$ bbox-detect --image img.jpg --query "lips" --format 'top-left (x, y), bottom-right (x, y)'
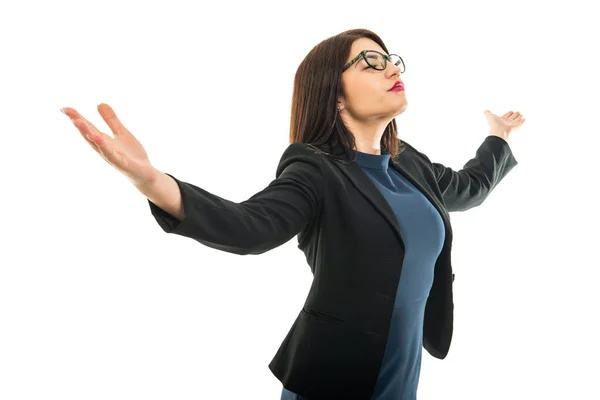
top-left (389, 81), bottom-right (404, 91)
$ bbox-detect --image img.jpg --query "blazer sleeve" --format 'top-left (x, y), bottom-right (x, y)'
top-left (147, 143), bottom-right (324, 255)
top-left (411, 135), bottom-right (518, 212)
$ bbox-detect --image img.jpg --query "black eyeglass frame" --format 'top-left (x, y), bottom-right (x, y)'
top-left (342, 50), bottom-right (405, 73)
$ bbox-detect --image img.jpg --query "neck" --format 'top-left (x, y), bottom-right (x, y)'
top-left (348, 120), bottom-right (389, 155)
top-left (340, 108), bottom-right (395, 155)
top-left (354, 141), bottom-right (382, 155)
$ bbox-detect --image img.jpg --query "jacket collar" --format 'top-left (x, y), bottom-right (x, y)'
top-left (333, 154), bottom-right (452, 252)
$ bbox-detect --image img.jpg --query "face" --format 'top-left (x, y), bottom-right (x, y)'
top-left (339, 38), bottom-right (407, 122)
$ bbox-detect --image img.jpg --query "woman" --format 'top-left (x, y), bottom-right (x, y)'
top-left (62, 29), bottom-right (524, 400)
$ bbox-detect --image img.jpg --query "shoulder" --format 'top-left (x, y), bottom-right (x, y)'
top-left (394, 139), bottom-right (429, 163)
top-left (282, 142), bottom-right (329, 158)
top-left (278, 142), bottom-right (325, 162)
top-left (276, 143), bottom-right (325, 178)
top-left (398, 139), bottom-right (417, 154)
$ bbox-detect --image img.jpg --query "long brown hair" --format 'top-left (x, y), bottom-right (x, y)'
top-left (289, 28), bottom-right (406, 164)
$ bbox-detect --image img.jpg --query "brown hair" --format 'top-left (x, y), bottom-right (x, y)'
top-left (289, 28), bottom-right (406, 164)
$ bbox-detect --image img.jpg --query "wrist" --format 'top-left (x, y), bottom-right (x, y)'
top-left (488, 128), bottom-right (508, 139)
top-left (132, 166), bottom-right (161, 191)
top-left (488, 132), bottom-right (509, 144)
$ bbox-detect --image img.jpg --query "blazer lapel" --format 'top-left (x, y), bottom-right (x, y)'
top-left (332, 157), bottom-right (452, 253)
top-left (333, 160), bottom-right (406, 251)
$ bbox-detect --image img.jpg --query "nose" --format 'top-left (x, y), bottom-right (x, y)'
top-left (385, 60), bottom-right (402, 77)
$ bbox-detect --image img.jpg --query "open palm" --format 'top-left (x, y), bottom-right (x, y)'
top-left (63, 103), bottom-right (158, 186)
top-left (484, 109), bottom-right (526, 140)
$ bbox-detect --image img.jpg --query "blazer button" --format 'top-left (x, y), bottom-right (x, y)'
top-left (452, 273), bottom-right (455, 282)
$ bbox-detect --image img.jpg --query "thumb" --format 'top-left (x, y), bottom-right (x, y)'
top-left (484, 110), bottom-right (491, 114)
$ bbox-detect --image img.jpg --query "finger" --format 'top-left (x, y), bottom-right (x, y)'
top-left (97, 103), bottom-right (130, 137)
top-left (62, 107), bottom-right (112, 141)
top-left (78, 121), bottom-right (128, 170)
top-left (72, 118), bottom-right (101, 155)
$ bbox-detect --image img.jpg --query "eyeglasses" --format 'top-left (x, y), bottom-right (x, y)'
top-left (342, 50), bottom-right (405, 73)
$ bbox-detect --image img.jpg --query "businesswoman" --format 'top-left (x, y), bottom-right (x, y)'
top-left (62, 28), bottom-right (524, 400)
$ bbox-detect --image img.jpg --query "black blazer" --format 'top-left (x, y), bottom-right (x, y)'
top-left (148, 135), bottom-right (518, 400)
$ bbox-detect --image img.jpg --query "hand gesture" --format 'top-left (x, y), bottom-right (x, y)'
top-left (484, 110), bottom-right (526, 142)
top-left (63, 103), bottom-right (158, 186)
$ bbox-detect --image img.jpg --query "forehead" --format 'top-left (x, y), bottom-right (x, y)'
top-left (350, 37), bottom-right (385, 57)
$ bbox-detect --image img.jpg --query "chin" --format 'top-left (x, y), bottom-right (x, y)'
top-left (392, 102), bottom-right (408, 117)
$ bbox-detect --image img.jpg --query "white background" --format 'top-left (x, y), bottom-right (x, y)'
top-left (1, 0), bottom-right (598, 399)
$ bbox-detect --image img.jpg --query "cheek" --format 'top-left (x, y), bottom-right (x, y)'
top-left (351, 83), bottom-right (381, 103)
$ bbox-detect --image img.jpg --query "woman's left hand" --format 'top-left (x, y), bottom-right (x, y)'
top-left (484, 110), bottom-right (526, 142)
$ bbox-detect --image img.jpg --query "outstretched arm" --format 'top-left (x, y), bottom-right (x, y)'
top-left (145, 143), bottom-right (324, 255)
top-left (414, 136), bottom-right (518, 212)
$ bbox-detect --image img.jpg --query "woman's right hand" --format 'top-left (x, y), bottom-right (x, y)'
top-left (63, 103), bottom-right (159, 187)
